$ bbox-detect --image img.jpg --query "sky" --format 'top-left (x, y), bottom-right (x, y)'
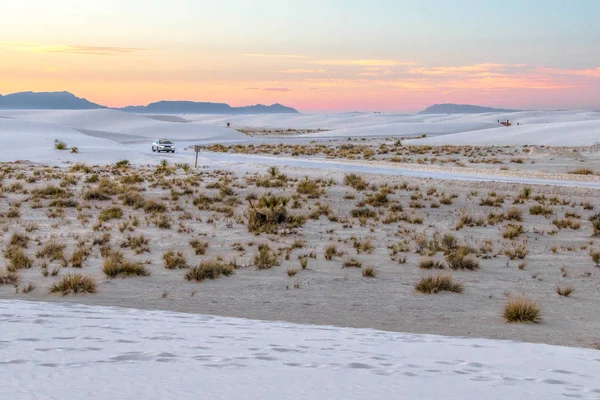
top-left (1, 0), bottom-right (599, 112)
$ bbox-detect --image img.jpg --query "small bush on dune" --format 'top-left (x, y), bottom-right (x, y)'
top-left (445, 249), bottom-right (479, 270)
top-left (324, 244), bottom-right (340, 260)
top-left (503, 298), bottom-right (541, 323)
top-left (54, 139), bottom-right (68, 150)
top-left (99, 206), bottom-right (123, 222)
top-left (70, 247), bottom-right (90, 268)
top-left (50, 273), bottom-right (97, 295)
top-left (247, 195), bottom-right (304, 234)
top-left (120, 191), bottom-right (145, 208)
top-left (36, 240), bottom-right (66, 261)
top-left (5, 246), bottom-right (33, 272)
top-left (0, 270), bottom-right (19, 285)
top-left (569, 168), bottom-right (594, 175)
top-left (102, 251), bottom-right (149, 278)
top-left (296, 178), bottom-right (322, 197)
top-left (163, 250), bottom-right (188, 269)
top-left (190, 239), bottom-right (209, 255)
top-left (9, 232), bottom-right (30, 248)
top-left (362, 267), bottom-right (377, 278)
top-left (143, 200), bottom-right (167, 214)
top-left (184, 260), bottom-right (234, 282)
top-left (419, 259), bottom-right (445, 270)
top-left (344, 174), bottom-right (367, 190)
top-left (253, 244), bottom-right (281, 270)
top-left (415, 274), bottom-right (463, 294)
top-left (556, 285), bottom-right (574, 297)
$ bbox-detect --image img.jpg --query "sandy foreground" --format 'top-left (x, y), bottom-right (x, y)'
top-left (1, 155), bottom-right (599, 349)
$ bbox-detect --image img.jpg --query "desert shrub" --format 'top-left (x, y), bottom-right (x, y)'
top-left (102, 251), bottom-right (150, 277)
top-left (121, 234), bottom-right (150, 254)
top-left (70, 247), bottom-right (90, 268)
top-left (351, 207), bottom-right (376, 218)
top-left (83, 188), bottom-right (111, 201)
top-left (591, 251), bottom-right (600, 265)
top-left (36, 240), bottom-right (66, 261)
top-left (344, 174), bottom-right (367, 190)
top-left (247, 195), bottom-right (304, 234)
top-left (365, 190), bottom-right (389, 207)
top-left (0, 270), bottom-right (19, 285)
top-left (31, 185), bottom-right (68, 199)
top-left (556, 285), bottom-right (574, 297)
top-left (99, 206), bottom-right (123, 222)
top-left (190, 239), bottom-right (209, 255)
top-left (342, 258), bottom-right (362, 268)
top-left (362, 267), bottom-right (376, 277)
top-left (143, 200), bottom-right (167, 214)
top-left (298, 256), bottom-right (308, 270)
top-left (9, 232), bottom-right (30, 248)
top-left (115, 160), bottom-right (130, 168)
top-left (184, 260), bottom-right (234, 281)
top-left (324, 244), bottom-right (340, 260)
top-left (506, 208), bottom-right (523, 221)
top-left (5, 247), bottom-right (33, 272)
top-left (297, 179), bottom-right (321, 197)
top-left (552, 218), bottom-right (581, 230)
top-left (441, 234), bottom-right (458, 252)
top-left (445, 250), bottom-right (479, 270)
top-left (70, 146), bottom-right (79, 153)
top-left (50, 273), bottom-right (97, 295)
top-left (49, 199), bottom-right (78, 208)
top-left (54, 139), bottom-right (68, 150)
top-left (503, 224), bottom-right (525, 239)
top-left (253, 244), bottom-right (281, 269)
top-left (163, 250), bottom-right (188, 269)
top-left (419, 258), bottom-right (445, 270)
top-left (529, 205), bottom-right (554, 216)
top-left (287, 268), bottom-right (298, 277)
top-left (503, 298), bottom-right (541, 323)
top-left (415, 275), bottom-right (463, 294)
top-left (569, 168), bottom-right (594, 175)
top-left (120, 191), bottom-right (145, 208)
top-left (592, 220), bottom-right (600, 238)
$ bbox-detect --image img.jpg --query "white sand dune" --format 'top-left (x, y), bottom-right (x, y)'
top-left (0, 109), bottom-right (246, 142)
top-left (412, 119), bottom-right (600, 146)
top-left (4, 300), bottom-right (600, 400)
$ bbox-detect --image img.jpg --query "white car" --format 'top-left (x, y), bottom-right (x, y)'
top-left (152, 139), bottom-right (176, 153)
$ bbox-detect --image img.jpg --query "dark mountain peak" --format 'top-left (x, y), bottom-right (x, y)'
top-left (420, 103), bottom-right (518, 114)
top-left (0, 91), bottom-right (105, 110)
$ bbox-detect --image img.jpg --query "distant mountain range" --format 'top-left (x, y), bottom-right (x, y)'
top-left (420, 103), bottom-right (519, 114)
top-left (0, 91), bottom-right (299, 114)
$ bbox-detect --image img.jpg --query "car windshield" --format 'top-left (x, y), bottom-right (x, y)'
top-left (158, 140), bottom-right (173, 144)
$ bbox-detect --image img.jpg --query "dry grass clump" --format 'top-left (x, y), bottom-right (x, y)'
top-left (552, 218), bottom-right (581, 230)
top-left (9, 232), bottom-right (30, 248)
top-left (445, 249), bottom-right (479, 270)
top-left (0, 270), bottom-right (19, 285)
top-left (296, 178), bottom-right (322, 198)
top-left (99, 206), bottom-right (123, 222)
top-left (5, 246), bottom-right (33, 272)
top-left (121, 234), bottom-right (150, 254)
top-left (31, 185), bottom-right (68, 199)
top-left (342, 258), bottom-right (362, 268)
top-left (592, 220), bottom-right (600, 238)
top-left (143, 200), bottom-right (167, 214)
top-left (415, 274), bottom-right (463, 294)
top-left (253, 244), bottom-right (281, 269)
top-left (419, 258), bottom-right (445, 269)
top-left (503, 298), bottom-right (541, 323)
top-left (503, 224), bottom-right (525, 239)
top-left (120, 191), bottom-right (145, 208)
top-left (556, 285), bottom-right (574, 297)
top-left (324, 244), bottom-right (341, 260)
top-left (184, 259), bottom-right (234, 281)
top-left (344, 173), bottom-right (367, 190)
top-left (83, 188), bottom-right (111, 201)
top-left (189, 239), bottom-right (209, 255)
top-left (351, 207), bottom-right (376, 218)
top-left (36, 240), bottom-right (66, 261)
top-left (287, 268), bottom-right (299, 277)
top-left (102, 251), bottom-right (150, 278)
top-left (569, 168), bottom-right (594, 175)
top-left (70, 247), bottom-right (91, 268)
top-left (50, 273), bottom-right (97, 296)
top-left (362, 267), bottom-right (377, 278)
top-left (247, 195), bottom-right (305, 234)
top-left (529, 205), bottom-right (554, 216)
top-left (591, 251), bottom-right (600, 266)
top-left (163, 250), bottom-right (188, 269)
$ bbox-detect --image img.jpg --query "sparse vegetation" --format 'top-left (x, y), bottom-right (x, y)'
top-left (50, 273), bottom-right (97, 295)
top-left (415, 274), bottom-right (463, 294)
top-left (503, 298), bottom-right (541, 323)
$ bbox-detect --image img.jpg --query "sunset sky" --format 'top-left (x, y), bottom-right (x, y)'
top-left (1, 0), bottom-right (599, 112)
